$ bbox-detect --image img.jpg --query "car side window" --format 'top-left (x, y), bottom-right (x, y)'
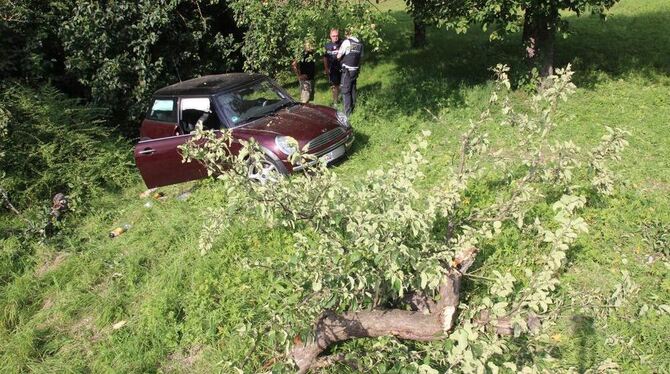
top-left (147, 99), bottom-right (177, 123)
top-left (180, 98), bottom-right (222, 133)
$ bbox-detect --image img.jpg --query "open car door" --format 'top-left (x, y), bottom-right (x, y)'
top-left (134, 135), bottom-right (209, 188)
top-left (135, 97), bottom-right (218, 188)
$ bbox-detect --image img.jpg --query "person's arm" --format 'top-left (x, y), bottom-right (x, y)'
top-left (291, 60), bottom-right (301, 77)
top-left (323, 53), bottom-right (329, 74)
top-left (336, 39), bottom-right (349, 60)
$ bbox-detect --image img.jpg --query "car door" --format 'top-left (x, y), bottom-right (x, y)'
top-left (134, 97), bottom-right (219, 188)
top-left (139, 97), bottom-right (179, 140)
top-left (134, 135), bottom-right (209, 188)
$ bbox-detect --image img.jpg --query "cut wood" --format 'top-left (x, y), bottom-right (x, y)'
top-left (291, 247), bottom-right (478, 373)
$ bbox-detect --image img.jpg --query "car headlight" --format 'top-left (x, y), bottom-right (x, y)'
top-left (275, 136), bottom-right (299, 156)
top-left (336, 111), bottom-right (350, 128)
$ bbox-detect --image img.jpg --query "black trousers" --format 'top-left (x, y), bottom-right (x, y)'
top-left (341, 68), bottom-right (359, 117)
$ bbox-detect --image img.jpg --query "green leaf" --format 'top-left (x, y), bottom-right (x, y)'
top-left (312, 278), bottom-right (322, 292)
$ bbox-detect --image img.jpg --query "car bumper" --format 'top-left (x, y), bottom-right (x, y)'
top-left (290, 130), bottom-right (354, 172)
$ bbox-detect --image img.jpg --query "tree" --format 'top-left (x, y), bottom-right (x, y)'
top-left (407, 0), bottom-right (619, 76)
top-left (3, 1), bottom-right (387, 134)
top-left (1, 1), bottom-right (243, 134)
top-left (182, 66), bottom-right (628, 372)
top-left (59, 0), bottom-right (242, 133)
top-left (405, 0), bottom-right (429, 47)
top-left (228, 0), bottom-right (389, 74)
top-left (0, 0), bottom-right (72, 86)
top-left (511, 0), bottom-right (620, 76)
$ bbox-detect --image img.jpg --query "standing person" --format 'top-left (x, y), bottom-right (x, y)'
top-left (337, 28), bottom-right (363, 117)
top-left (323, 28), bottom-right (342, 107)
top-left (292, 41), bottom-right (316, 103)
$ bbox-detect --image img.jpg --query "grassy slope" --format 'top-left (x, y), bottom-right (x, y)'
top-left (1, 0), bottom-right (669, 372)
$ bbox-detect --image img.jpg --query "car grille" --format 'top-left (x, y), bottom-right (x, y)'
top-left (306, 127), bottom-right (345, 152)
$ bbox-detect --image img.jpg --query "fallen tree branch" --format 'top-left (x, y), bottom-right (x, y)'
top-left (291, 247), bottom-right (478, 373)
top-left (311, 353), bottom-right (359, 371)
top-left (473, 309), bottom-right (542, 336)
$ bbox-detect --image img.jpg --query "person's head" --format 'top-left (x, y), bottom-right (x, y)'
top-left (304, 39), bottom-right (315, 53)
top-left (329, 28), bottom-right (339, 43)
top-left (345, 27), bottom-right (354, 38)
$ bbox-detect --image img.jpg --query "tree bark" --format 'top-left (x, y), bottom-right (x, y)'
top-left (412, 19), bottom-right (427, 48)
top-left (522, 6), bottom-right (558, 77)
top-left (291, 247), bottom-right (478, 373)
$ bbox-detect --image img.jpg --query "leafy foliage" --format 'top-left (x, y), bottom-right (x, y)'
top-left (2, 0), bottom-right (242, 132)
top-left (183, 65), bottom-right (627, 371)
top-left (0, 84), bottom-right (133, 211)
top-left (59, 0), bottom-right (241, 130)
top-left (407, 0), bottom-right (619, 38)
top-left (0, 0), bottom-right (68, 83)
top-left (406, 0), bottom-right (620, 76)
top-left (229, 0), bottom-right (390, 74)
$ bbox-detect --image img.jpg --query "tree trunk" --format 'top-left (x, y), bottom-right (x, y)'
top-left (412, 19), bottom-right (427, 48)
top-left (290, 247), bottom-right (478, 373)
top-left (522, 7), bottom-right (558, 77)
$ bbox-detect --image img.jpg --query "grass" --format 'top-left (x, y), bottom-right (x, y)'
top-left (2, 0), bottom-right (670, 372)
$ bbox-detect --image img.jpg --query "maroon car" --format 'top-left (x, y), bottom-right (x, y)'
top-left (134, 73), bottom-right (354, 188)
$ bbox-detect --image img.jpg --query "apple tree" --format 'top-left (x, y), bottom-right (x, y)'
top-left (181, 66), bottom-right (627, 372)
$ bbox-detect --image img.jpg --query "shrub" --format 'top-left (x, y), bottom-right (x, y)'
top-left (59, 1), bottom-right (242, 132)
top-left (0, 84), bottom-right (134, 212)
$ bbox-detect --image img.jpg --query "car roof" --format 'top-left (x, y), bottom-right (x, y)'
top-left (153, 73), bottom-right (266, 96)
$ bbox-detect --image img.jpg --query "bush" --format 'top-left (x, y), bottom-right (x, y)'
top-left (0, 84), bottom-right (134, 212)
top-left (59, 1), bottom-right (242, 132)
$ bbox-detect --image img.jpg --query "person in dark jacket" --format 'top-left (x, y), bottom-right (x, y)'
top-left (292, 41), bottom-right (316, 103)
top-left (323, 28), bottom-right (342, 107)
top-left (337, 28), bottom-right (363, 117)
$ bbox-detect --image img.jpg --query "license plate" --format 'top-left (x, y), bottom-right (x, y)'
top-left (321, 145), bottom-right (345, 163)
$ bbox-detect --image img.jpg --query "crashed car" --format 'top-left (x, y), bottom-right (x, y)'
top-left (134, 73), bottom-right (354, 188)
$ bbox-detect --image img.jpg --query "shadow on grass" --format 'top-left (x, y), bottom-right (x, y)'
top-left (315, 77), bottom-right (335, 93)
top-left (571, 314), bottom-right (597, 372)
top-left (329, 130), bottom-right (369, 172)
top-left (559, 10), bottom-right (670, 87)
top-left (358, 10), bottom-right (525, 121)
top-left (348, 129), bottom-right (370, 157)
top-left (359, 7), bottom-right (670, 120)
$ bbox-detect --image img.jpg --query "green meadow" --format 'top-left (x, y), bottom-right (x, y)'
top-left (1, 0), bottom-right (669, 372)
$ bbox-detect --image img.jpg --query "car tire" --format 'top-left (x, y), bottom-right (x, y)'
top-left (246, 156), bottom-right (285, 184)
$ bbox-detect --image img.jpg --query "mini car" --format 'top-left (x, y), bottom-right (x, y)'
top-left (134, 73), bottom-right (354, 187)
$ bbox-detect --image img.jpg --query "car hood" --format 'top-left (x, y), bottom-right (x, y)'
top-left (232, 104), bottom-right (341, 145)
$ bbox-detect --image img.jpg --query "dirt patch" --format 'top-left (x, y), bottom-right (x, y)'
top-left (640, 179), bottom-right (670, 194)
top-left (163, 344), bottom-right (204, 372)
top-left (70, 315), bottom-right (94, 336)
top-left (41, 296), bottom-right (55, 310)
top-left (69, 314), bottom-right (105, 344)
top-left (35, 252), bottom-right (69, 277)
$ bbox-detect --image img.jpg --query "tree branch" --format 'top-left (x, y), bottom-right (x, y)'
top-left (1, 187), bottom-right (23, 216)
top-left (291, 247), bottom-right (478, 373)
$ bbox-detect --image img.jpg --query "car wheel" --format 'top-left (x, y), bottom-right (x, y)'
top-left (247, 156), bottom-right (282, 184)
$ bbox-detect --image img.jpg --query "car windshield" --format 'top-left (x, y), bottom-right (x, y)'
top-left (215, 79), bottom-right (294, 127)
